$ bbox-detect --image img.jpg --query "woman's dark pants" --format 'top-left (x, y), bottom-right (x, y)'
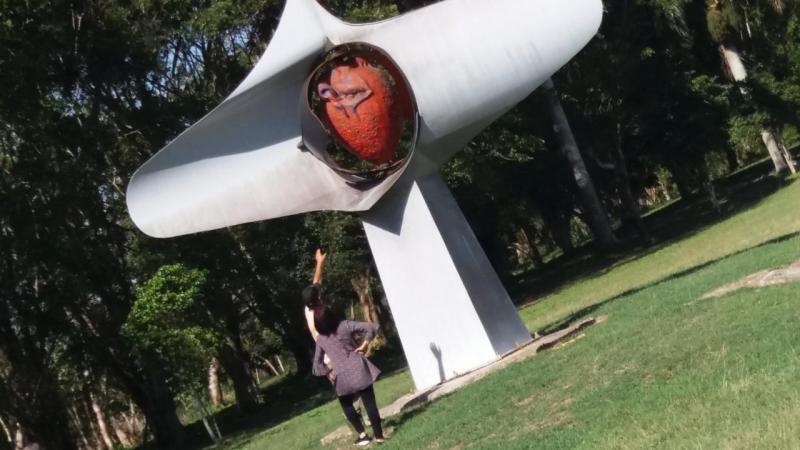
top-left (337, 385), bottom-right (384, 439)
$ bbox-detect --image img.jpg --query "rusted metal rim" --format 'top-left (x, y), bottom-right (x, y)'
top-left (299, 42), bottom-right (419, 186)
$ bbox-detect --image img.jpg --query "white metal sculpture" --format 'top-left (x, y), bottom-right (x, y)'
top-left (127, 0), bottom-right (603, 389)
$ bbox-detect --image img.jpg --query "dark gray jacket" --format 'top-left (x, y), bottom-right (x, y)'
top-left (313, 320), bottom-right (380, 396)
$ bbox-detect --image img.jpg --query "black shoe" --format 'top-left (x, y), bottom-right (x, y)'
top-left (354, 434), bottom-right (371, 446)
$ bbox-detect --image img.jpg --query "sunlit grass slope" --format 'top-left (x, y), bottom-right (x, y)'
top-left (522, 178), bottom-right (800, 333)
top-left (378, 233), bottom-right (800, 449)
top-left (216, 179), bottom-right (800, 449)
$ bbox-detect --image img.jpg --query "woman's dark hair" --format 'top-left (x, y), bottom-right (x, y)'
top-left (314, 306), bottom-right (343, 336)
top-left (302, 283), bottom-right (322, 307)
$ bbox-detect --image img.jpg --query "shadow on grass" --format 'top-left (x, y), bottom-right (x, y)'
top-left (382, 402), bottom-right (430, 437)
top-left (536, 230), bottom-right (800, 336)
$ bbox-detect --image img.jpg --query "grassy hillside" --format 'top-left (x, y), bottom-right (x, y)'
top-left (212, 179), bottom-right (800, 449)
top-left (522, 178), bottom-right (800, 333)
top-left (378, 233), bottom-right (800, 449)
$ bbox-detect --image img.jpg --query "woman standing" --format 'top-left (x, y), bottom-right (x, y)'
top-left (313, 307), bottom-right (385, 445)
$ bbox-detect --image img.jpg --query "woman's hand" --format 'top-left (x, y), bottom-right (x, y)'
top-left (315, 248), bottom-right (327, 264)
top-left (313, 248), bottom-right (327, 284)
top-left (355, 339), bottom-right (371, 354)
top-left (327, 370), bottom-right (336, 384)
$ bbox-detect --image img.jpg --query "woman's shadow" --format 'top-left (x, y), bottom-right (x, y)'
top-left (430, 342), bottom-right (445, 384)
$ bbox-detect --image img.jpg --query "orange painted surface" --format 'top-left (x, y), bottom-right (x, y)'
top-left (317, 57), bottom-right (406, 165)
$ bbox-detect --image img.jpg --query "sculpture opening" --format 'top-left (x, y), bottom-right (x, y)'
top-left (301, 43), bottom-right (417, 184)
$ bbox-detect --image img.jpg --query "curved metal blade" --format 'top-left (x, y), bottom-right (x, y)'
top-left (344, 0), bottom-right (603, 164)
top-left (126, 0), bottom-right (603, 238)
top-left (126, 0), bottom-right (402, 238)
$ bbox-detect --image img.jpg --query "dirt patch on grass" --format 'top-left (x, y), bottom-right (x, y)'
top-left (513, 394), bottom-right (538, 407)
top-left (518, 411), bottom-right (575, 434)
top-left (552, 333), bottom-right (586, 350)
top-left (702, 259), bottom-right (800, 299)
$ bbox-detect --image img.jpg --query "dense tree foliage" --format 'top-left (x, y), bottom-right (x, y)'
top-left (1, 0), bottom-right (797, 448)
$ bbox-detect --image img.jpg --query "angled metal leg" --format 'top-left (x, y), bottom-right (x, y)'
top-left (362, 172), bottom-right (532, 389)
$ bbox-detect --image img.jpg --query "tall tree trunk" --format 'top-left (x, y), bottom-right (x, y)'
top-left (7, 367), bottom-right (77, 450)
top-left (259, 356), bottom-right (281, 377)
top-left (720, 43), bottom-right (748, 87)
top-left (0, 417), bottom-right (11, 449)
top-left (705, 179), bottom-right (724, 213)
top-left (719, 43), bottom-right (791, 174)
top-left (231, 234), bottom-right (312, 375)
top-left (48, 287), bottom-right (186, 450)
top-left (111, 423), bottom-right (134, 449)
top-left (665, 158), bottom-right (705, 199)
top-left (279, 325), bottom-right (313, 376)
top-left (351, 271), bottom-right (380, 326)
top-left (528, 228), bottom-right (545, 267)
top-left (14, 428), bottom-right (23, 450)
top-left (0, 417), bottom-right (22, 450)
top-left (761, 129), bottom-right (790, 174)
top-left (208, 358), bottom-right (222, 408)
top-left (117, 365), bottom-right (185, 450)
top-left (541, 78), bottom-right (617, 248)
top-left (191, 391), bottom-right (221, 444)
top-left (90, 394), bottom-right (115, 450)
top-left (351, 270), bottom-right (384, 352)
top-left (541, 205), bottom-right (574, 253)
top-left (110, 401), bottom-right (140, 448)
top-left (68, 406), bottom-right (92, 450)
top-left (658, 176), bottom-right (673, 201)
top-left (0, 345), bottom-right (73, 449)
top-left (289, 343), bottom-right (312, 374)
top-left (777, 134), bottom-right (797, 174)
top-left (217, 344), bottom-right (261, 413)
top-left (512, 228), bottom-right (539, 268)
top-left (475, 213), bottom-right (513, 282)
top-left (724, 146), bottom-right (740, 172)
top-left (613, 121), bottom-right (652, 241)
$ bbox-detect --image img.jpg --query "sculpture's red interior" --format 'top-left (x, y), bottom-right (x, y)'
top-left (315, 52), bottom-right (413, 166)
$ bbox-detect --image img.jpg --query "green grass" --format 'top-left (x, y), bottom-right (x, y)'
top-left (521, 178), bottom-right (800, 333)
top-left (376, 233), bottom-right (800, 449)
top-left (213, 368), bottom-right (414, 449)
top-left (212, 178), bottom-right (800, 450)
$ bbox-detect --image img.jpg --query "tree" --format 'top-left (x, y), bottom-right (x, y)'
top-left (705, 0), bottom-right (796, 173)
top-left (540, 78), bottom-right (619, 247)
top-left (123, 264), bottom-right (223, 444)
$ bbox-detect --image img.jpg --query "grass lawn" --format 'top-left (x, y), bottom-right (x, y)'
top-left (211, 178), bottom-right (800, 449)
top-left (521, 177), bottom-right (800, 333)
top-left (211, 366), bottom-right (414, 449)
top-left (378, 233), bottom-right (800, 449)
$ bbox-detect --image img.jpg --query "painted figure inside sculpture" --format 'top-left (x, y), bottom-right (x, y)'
top-left (309, 47), bottom-right (414, 178)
